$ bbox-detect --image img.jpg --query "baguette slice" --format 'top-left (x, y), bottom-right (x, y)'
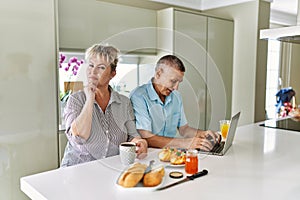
top-left (118, 163), bottom-right (147, 188)
top-left (143, 166), bottom-right (165, 187)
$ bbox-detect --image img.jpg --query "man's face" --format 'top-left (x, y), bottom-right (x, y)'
top-left (154, 64), bottom-right (184, 97)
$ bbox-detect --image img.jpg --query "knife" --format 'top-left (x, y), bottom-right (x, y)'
top-left (156, 169), bottom-right (208, 191)
top-left (144, 160), bottom-right (155, 174)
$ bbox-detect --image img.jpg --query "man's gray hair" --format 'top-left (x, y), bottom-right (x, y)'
top-left (155, 55), bottom-right (185, 72)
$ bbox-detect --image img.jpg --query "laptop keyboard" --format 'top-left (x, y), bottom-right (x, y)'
top-left (210, 141), bottom-right (225, 153)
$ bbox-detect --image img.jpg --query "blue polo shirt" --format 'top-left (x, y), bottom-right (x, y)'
top-left (130, 80), bottom-right (187, 137)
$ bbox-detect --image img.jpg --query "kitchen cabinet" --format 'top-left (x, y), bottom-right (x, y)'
top-left (158, 8), bottom-right (233, 130)
top-left (58, 0), bottom-right (157, 54)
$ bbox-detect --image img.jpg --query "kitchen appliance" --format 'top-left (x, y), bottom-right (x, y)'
top-left (260, 0), bottom-right (300, 44)
top-left (260, 117), bottom-right (300, 132)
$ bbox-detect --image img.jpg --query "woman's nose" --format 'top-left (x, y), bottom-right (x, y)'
top-left (91, 67), bottom-right (100, 75)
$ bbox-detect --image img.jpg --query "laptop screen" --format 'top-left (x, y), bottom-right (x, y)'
top-left (222, 112), bottom-right (241, 153)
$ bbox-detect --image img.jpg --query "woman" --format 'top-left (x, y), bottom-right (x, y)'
top-left (61, 44), bottom-right (147, 167)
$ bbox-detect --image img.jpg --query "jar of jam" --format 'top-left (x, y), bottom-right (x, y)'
top-left (185, 149), bottom-right (198, 174)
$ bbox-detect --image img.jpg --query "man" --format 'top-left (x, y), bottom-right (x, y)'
top-left (130, 55), bottom-right (220, 151)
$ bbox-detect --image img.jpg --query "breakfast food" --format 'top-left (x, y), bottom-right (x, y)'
top-left (169, 171), bottom-right (183, 179)
top-left (118, 163), bottom-right (165, 188)
top-left (158, 147), bottom-right (175, 162)
top-left (159, 148), bottom-right (186, 164)
top-left (143, 166), bottom-right (165, 187)
top-left (170, 150), bottom-right (186, 165)
top-left (118, 163), bottom-right (147, 188)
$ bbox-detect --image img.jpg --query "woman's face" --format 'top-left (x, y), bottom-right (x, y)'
top-left (86, 55), bottom-right (115, 88)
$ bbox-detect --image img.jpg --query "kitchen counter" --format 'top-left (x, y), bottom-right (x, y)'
top-left (20, 122), bottom-right (300, 200)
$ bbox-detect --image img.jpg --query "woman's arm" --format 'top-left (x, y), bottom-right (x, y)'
top-left (70, 86), bottom-right (96, 141)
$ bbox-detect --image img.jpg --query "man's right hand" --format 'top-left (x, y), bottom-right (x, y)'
top-left (187, 137), bottom-right (214, 151)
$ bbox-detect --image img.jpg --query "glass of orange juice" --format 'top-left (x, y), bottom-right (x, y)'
top-left (219, 120), bottom-right (231, 140)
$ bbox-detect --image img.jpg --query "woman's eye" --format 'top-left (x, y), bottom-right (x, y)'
top-left (88, 64), bottom-right (94, 68)
top-left (99, 65), bottom-right (106, 70)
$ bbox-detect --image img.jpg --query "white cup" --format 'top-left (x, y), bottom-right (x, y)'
top-left (119, 142), bottom-right (136, 165)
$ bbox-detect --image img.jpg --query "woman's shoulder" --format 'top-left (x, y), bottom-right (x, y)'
top-left (69, 90), bottom-right (86, 102)
top-left (111, 90), bottom-right (130, 103)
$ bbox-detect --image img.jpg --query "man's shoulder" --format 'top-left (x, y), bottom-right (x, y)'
top-left (171, 90), bottom-right (183, 100)
top-left (130, 84), bottom-right (149, 98)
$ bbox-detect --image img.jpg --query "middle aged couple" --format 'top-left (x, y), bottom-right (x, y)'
top-left (61, 44), bottom-right (221, 167)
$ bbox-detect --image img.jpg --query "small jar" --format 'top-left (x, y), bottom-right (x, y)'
top-left (185, 149), bottom-right (198, 174)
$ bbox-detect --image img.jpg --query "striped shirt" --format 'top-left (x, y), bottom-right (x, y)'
top-left (61, 89), bottom-right (139, 167)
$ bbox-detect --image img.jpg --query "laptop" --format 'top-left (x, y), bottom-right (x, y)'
top-left (199, 111), bottom-right (241, 156)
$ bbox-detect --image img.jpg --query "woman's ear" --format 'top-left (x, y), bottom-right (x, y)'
top-left (111, 70), bottom-right (116, 78)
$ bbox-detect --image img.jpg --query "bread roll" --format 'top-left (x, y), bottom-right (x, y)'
top-left (143, 166), bottom-right (165, 187)
top-left (118, 163), bottom-right (147, 188)
top-left (170, 150), bottom-right (186, 165)
top-left (158, 147), bottom-right (176, 162)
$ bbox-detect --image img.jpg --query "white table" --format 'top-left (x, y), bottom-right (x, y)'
top-left (21, 122), bottom-right (300, 200)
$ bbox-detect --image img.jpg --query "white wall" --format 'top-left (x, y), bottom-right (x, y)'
top-left (0, 0), bottom-right (58, 199)
top-left (204, 0), bottom-right (269, 125)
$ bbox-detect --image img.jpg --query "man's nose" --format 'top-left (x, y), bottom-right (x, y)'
top-left (173, 82), bottom-right (179, 90)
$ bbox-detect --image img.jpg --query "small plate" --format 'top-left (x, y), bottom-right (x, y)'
top-left (166, 163), bottom-right (185, 168)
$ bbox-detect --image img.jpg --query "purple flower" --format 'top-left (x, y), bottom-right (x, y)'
top-left (59, 53), bottom-right (84, 78)
top-left (70, 57), bottom-right (77, 63)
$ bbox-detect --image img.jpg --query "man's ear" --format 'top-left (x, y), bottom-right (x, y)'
top-left (155, 68), bottom-right (162, 79)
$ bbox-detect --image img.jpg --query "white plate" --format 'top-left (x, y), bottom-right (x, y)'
top-left (116, 179), bottom-right (164, 191)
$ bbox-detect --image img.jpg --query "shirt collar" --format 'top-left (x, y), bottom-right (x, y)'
top-left (109, 86), bottom-right (122, 104)
top-left (94, 86), bottom-right (121, 106)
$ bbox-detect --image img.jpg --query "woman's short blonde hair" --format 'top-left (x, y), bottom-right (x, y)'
top-left (85, 44), bottom-right (119, 72)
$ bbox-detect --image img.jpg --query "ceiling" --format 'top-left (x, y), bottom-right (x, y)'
top-left (101, 0), bottom-right (298, 25)
top-left (271, 0), bottom-right (298, 15)
top-left (153, 0), bottom-right (299, 25)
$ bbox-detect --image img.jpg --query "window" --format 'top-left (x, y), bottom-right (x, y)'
top-left (265, 40), bottom-right (281, 119)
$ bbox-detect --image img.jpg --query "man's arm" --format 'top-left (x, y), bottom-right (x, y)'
top-left (178, 124), bottom-right (221, 147)
top-left (138, 129), bottom-right (193, 148)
